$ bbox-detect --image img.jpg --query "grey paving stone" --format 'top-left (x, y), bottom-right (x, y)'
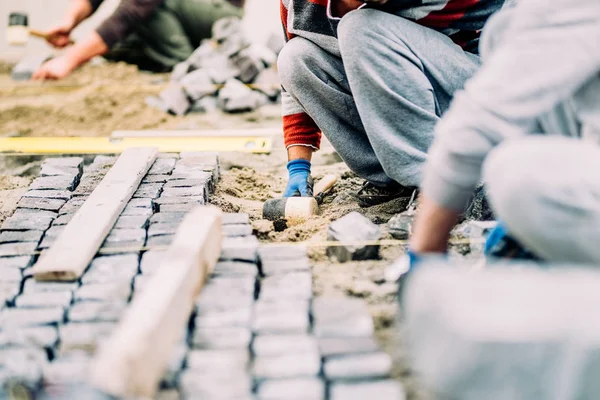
top-left (82, 264), bottom-right (137, 285)
top-left (261, 258), bottom-right (311, 276)
top-left (140, 251), bottom-right (166, 275)
top-left (127, 198), bottom-right (154, 209)
top-left (38, 226), bottom-right (66, 249)
top-left (170, 170), bottom-right (215, 184)
top-left (121, 204), bottom-right (154, 216)
top-left (68, 301), bottom-right (127, 323)
top-left (0, 307), bottom-right (64, 328)
top-left (149, 158), bottom-right (177, 175)
top-left (133, 183), bottom-right (164, 199)
top-left (0, 242), bottom-right (38, 257)
top-left (161, 186), bottom-right (205, 198)
top-left (58, 322), bottom-right (116, 356)
top-left (220, 236), bottom-right (259, 263)
top-left (0, 347), bottom-right (47, 391)
top-left (164, 178), bottom-right (210, 189)
top-left (52, 213), bottom-right (74, 226)
top-left (327, 212), bottom-right (381, 262)
top-left (324, 352), bottom-right (392, 381)
top-left (257, 378), bottom-right (325, 400)
top-left (0, 326), bottom-right (58, 349)
top-left (86, 253), bottom-right (139, 274)
top-left (0, 282), bottom-right (20, 305)
top-left (0, 266), bottom-right (21, 282)
top-left (179, 369), bottom-right (252, 399)
top-left (252, 351), bottom-right (321, 380)
top-left (105, 228), bottom-right (146, 243)
top-left (149, 212), bottom-right (186, 224)
top-left (253, 301), bottom-right (310, 334)
top-left (12, 208), bottom-right (57, 219)
top-left (75, 282), bottom-right (131, 303)
top-left (15, 291), bottom-right (73, 309)
top-left (142, 174), bottom-right (170, 183)
top-left (195, 306), bottom-right (252, 329)
top-left (222, 213), bottom-right (250, 226)
top-left (23, 190), bottom-right (72, 201)
top-left (114, 215), bottom-right (149, 229)
top-left (58, 197), bottom-right (87, 215)
top-left (148, 222), bottom-right (179, 238)
top-left (252, 335), bottom-right (318, 357)
top-left (312, 297), bottom-right (374, 338)
top-left (330, 380), bottom-right (406, 400)
top-left (258, 245), bottom-right (308, 262)
top-left (17, 197), bottom-right (67, 212)
top-left (146, 234), bottom-right (174, 248)
top-left (195, 290), bottom-right (254, 312)
top-left (43, 357), bottom-right (90, 387)
top-left (222, 224), bottom-right (253, 238)
top-left (203, 276), bottom-right (256, 298)
top-left (40, 164), bottom-right (80, 177)
top-left (132, 275), bottom-right (152, 295)
top-left (44, 157), bottom-right (84, 169)
top-left (86, 156), bottom-right (117, 172)
top-left (0, 256), bottom-right (33, 270)
top-left (260, 272), bottom-right (312, 301)
top-left (2, 213), bottom-right (54, 231)
top-left (318, 337), bottom-right (380, 358)
top-left (30, 175), bottom-right (78, 191)
top-left (23, 280), bottom-right (78, 294)
top-left (192, 327), bottom-right (252, 350)
top-left (212, 261), bottom-right (258, 278)
top-left (186, 349), bottom-right (250, 373)
top-left (100, 240), bottom-right (144, 254)
top-left (161, 341), bottom-right (187, 388)
top-left (72, 172), bottom-right (105, 196)
top-left (158, 204), bottom-right (199, 213)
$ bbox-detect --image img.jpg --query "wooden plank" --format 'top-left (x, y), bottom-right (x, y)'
top-left (0, 137), bottom-right (272, 154)
top-left (111, 127), bottom-right (282, 138)
top-left (88, 206), bottom-right (223, 398)
top-left (32, 147), bottom-right (158, 281)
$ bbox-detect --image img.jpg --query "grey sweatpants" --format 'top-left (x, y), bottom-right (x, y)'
top-left (277, 9), bottom-right (480, 188)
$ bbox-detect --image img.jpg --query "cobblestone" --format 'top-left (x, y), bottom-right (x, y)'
top-left (15, 291), bottom-right (73, 309)
top-left (148, 158), bottom-right (176, 175)
top-left (140, 251), bottom-right (166, 275)
top-left (260, 272), bottom-right (312, 301)
top-left (73, 172), bottom-right (105, 196)
top-left (161, 186), bottom-right (206, 198)
top-left (0, 266), bottom-right (21, 282)
top-left (212, 261), bottom-right (258, 278)
top-left (2, 212), bottom-right (54, 231)
top-left (179, 370), bottom-right (253, 399)
top-left (318, 337), bottom-right (380, 358)
top-left (330, 380), bottom-right (406, 400)
top-left (220, 236), bottom-right (259, 263)
top-left (0, 242), bottom-right (38, 257)
top-left (147, 234), bottom-right (174, 247)
top-left (114, 215), bottom-right (149, 229)
top-left (23, 190), bottom-right (72, 201)
top-left (105, 228), bottom-right (146, 244)
top-left (0, 256), bottom-right (33, 270)
top-left (127, 198), bottom-right (154, 209)
top-left (148, 222), bottom-right (179, 237)
top-left (156, 202), bottom-right (204, 213)
top-left (0, 347), bottom-right (48, 391)
top-left (143, 174), bottom-right (170, 183)
top-left (68, 301), bottom-right (127, 323)
top-left (252, 335), bottom-right (318, 357)
top-left (30, 175), bottom-right (78, 191)
top-left (0, 326), bottom-right (58, 349)
top-left (192, 327), bottom-right (252, 350)
top-left (161, 341), bottom-right (187, 388)
top-left (58, 322), bottom-right (116, 356)
top-left (149, 212), bottom-right (186, 224)
top-left (252, 351), bottom-right (321, 380)
top-left (324, 352), bottom-right (392, 381)
top-left (222, 213), bottom-right (250, 226)
top-left (53, 213), bottom-right (74, 226)
top-left (253, 300), bottom-right (310, 334)
top-left (222, 224), bottom-right (253, 238)
top-left (121, 204), bottom-right (154, 217)
top-left (195, 306), bottom-right (252, 329)
top-left (0, 307), bottom-right (64, 328)
top-left (40, 164), bottom-right (80, 177)
top-left (257, 378), bottom-right (325, 400)
top-left (75, 282), bottom-right (131, 302)
top-left (101, 240), bottom-right (144, 253)
top-left (43, 356), bottom-right (90, 387)
top-left (164, 177), bottom-right (211, 190)
top-left (0, 282), bottom-right (20, 305)
top-left (186, 349), bottom-right (250, 372)
top-left (133, 183), bottom-right (164, 199)
top-left (312, 297), bottom-right (374, 338)
top-left (261, 258), bottom-right (311, 276)
top-left (23, 280), bottom-right (78, 294)
top-left (17, 197), bottom-right (67, 212)
top-left (59, 197), bottom-right (87, 215)
top-left (44, 157), bottom-right (84, 170)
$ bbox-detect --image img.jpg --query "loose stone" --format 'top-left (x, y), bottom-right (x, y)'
top-left (326, 212), bottom-right (381, 262)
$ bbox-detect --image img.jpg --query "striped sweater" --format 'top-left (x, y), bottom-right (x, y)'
top-left (281, 0), bottom-right (506, 150)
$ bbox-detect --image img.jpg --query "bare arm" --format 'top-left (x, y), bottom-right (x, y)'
top-left (409, 195), bottom-right (460, 254)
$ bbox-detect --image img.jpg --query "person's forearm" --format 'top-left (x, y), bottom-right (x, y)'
top-left (64, 31), bottom-right (108, 68)
top-left (287, 145), bottom-right (313, 162)
top-left (410, 195), bottom-right (460, 254)
top-left (64, 0), bottom-right (94, 29)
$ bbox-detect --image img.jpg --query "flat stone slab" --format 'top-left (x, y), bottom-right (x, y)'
top-left (330, 381), bottom-right (406, 400)
top-left (261, 258), bottom-right (311, 276)
top-left (222, 224), bottom-right (253, 238)
top-left (148, 158), bottom-right (176, 175)
top-left (0, 326), bottom-right (58, 349)
top-left (147, 222), bottom-right (179, 237)
top-left (58, 322), bottom-right (116, 356)
top-left (324, 352), bottom-right (392, 381)
top-left (143, 174), bottom-right (170, 183)
top-left (2, 213), bottom-right (54, 231)
top-left (23, 190), bottom-right (72, 201)
top-left (149, 212), bottom-right (186, 224)
top-left (17, 197), bottom-right (67, 212)
top-left (44, 157), bottom-right (84, 169)
top-left (253, 300), bottom-right (310, 334)
top-left (15, 291), bottom-right (73, 309)
top-left (23, 280), bottom-right (78, 294)
top-left (140, 250), bottom-right (166, 275)
top-left (318, 337), bottom-right (380, 358)
top-left (53, 213), bottom-right (74, 226)
top-left (114, 215), bottom-right (149, 229)
top-left (0, 241), bottom-right (38, 257)
top-left (195, 307), bottom-right (253, 329)
top-left (252, 351), bottom-right (321, 380)
top-left (133, 183), bottom-right (164, 199)
top-left (220, 236), bottom-right (259, 263)
top-left (40, 164), bottom-right (80, 177)
top-left (59, 197), bottom-right (87, 215)
top-left (312, 297), bottom-right (374, 338)
top-left (252, 335), bottom-right (318, 357)
top-left (212, 261), bottom-right (258, 277)
top-left (258, 244), bottom-right (309, 261)
top-left (105, 228), bottom-right (146, 243)
top-left (260, 272), bottom-right (313, 301)
top-left (146, 234), bottom-right (174, 248)
top-left (68, 301), bottom-right (127, 323)
top-left (179, 370), bottom-right (252, 399)
top-left (74, 282), bottom-right (131, 303)
top-left (0, 266), bottom-right (22, 282)
top-left (257, 378), bottom-right (325, 400)
top-left (0, 307), bottom-right (65, 328)
top-left (222, 213), bottom-right (250, 226)
top-left (30, 175), bottom-right (78, 191)
top-left (0, 255), bottom-right (33, 270)
top-left (186, 349), bottom-right (250, 373)
top-left (192, 327), bottom-right (252, 350)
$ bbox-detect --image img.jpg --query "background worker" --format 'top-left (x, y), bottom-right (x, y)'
top-left (278, 0), bottom-right (506, 206)
top-left (32, 0), bottom-right (244, 80)
top-left (408, 0), bottom-right (600, 264)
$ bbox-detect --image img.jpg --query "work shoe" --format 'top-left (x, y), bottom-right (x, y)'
top-left (354, 181), bottom-right (417, 208)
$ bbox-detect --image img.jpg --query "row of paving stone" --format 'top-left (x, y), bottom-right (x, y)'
top-left (0, 153), bottom-right (405, 399)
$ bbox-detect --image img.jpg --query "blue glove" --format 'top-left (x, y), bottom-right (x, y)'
top-left (284, 159), bottom-right (314, 197)
top-left (484, 221), bottom-right (540, 260)
top-left (484, 222), bottom-right (508, 255)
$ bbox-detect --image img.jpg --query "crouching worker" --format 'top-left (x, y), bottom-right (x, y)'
top-left (408, 0), bottom-right (600, 265)
top-left (32, 0), bottom-right (244, 80)
top-left (278, 0), bottom-right (506, 206)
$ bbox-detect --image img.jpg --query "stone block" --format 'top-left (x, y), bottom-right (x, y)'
top-left (58, 322), bottom-right (115, 356)
top-left (87, 156), bottom-right (117, 172)
top-left (148, 158), bottom-right (176, 175)
top-left (68, 301), bottom-right (127, 323)
top-left (40, 165), bottom-right (80, 177)
top-left (15, 291), bottom-right (73, 309)
top-left (163, 178), bottom-right (210, 189)
top-left (230, 46), bottom-right (267, 83)
top-left (147, 234), bottom-right (174, 248)
top-left (324, 352), bottom-right (392, 381)
top-left (133, 183), bottom-right (163, 199)
top-left (0, 307), bottom-right (64, 328)
top-left (252, 351), bottom-right (321, 380)
top-left (179, 369), bottom-right (253, 399)
top-left (203, 276), bottom-right (256, 298)
top-left (0, 241), bottom-right (38, 257)
top-left (59, 197), bottom-right (87, 215)
top-left (73, 172), bottom-right (105, 197)
top-left (0, 347), bottom-right (47, 392)
top-left (253, 300), bottom-right (310, 334)
top-left (220, 236), bottom-right (259, 263)
top-left (143, 174), bottom-right (170, 183)
top-left (81, 263), bottom-right (137, 285)
top-left (11, 52), bottom-right (53, 81)
top-left (257, 378), bottom-right (325, 400)
top-left (181, 69), bottom-right (218, 101)
top-left (148, 223), bottom-right (179, 238)
top-left (222, 213), bottom-right (250, 226)
top-left (217, 78), bottom-right (268, 112)
top-left (171, 61), bottom-right (191, 82)
top-left (23, 280), bottom-right (78, 294)
top-left (327, 212), bottom-right (381, 262)
top-left (105, 228), bottom-right (146, 244)
top-left (140, 251), bottom-right (166, 275)
top-left (195, 290), bottom-right (254, 312)
top-left (330, 380), bottom-right (406, 400)
top-left (0, 326), bottom-right (58, 349)
top-left (2, 213), bottom-right (54, 231)
top-left (39, 225), bottom-right (67, 249)
top-left (17, 197), bottom-right (67, 212)
top-left (252, 335), bottom-right (318, 357)
top-left (23, 190), bottom-right (72, 201)
top-left (318, 337), bottom-right (380, 358)
top-left (195, 306), bottom-right (252, 329)
top-left (121, 204), bottom-right (154, 217)
top-left (170, 169), bottom-right (215, 185)
top-left (100, 240), bottom-right (144, 254)
top-left (44, 157), bottom-right (84, 170)
top-left (114, 215), bottom-right (149, 229)
top-left (154, 197), bottom-right (205, 212)
top-left (253, 67), bottom-right (281, 100)
top-left (30, 175), bottom-right (78, 191)
top-left (52, 213), bottom-right (74, 226)
top-left (159, 84), bottom-right (191, 116)
top-left (192, 327), bottom-right (252, 350)
top-left (74, 282), bottom-right (131, 303)
top-left (222, 224), bottom-right (253, 238)
top-left (260, 272), bottom-right (312, 301)
top-left (212, 261), bottom-right (258, 278)
top-left (0, 266), bottom-right (22, 282)
top-left (261, 258), bottom-right (311, 276)
top-left (387, 212), bottom-right (413, 241)
top-left (0, 256), bottom-right (33, 270)
top-left (159, 204), bottom-right (198, 213)
top-left (0, 282), bottom-right (19, 305)
top-left (187, 349), bottom-right (249, 372)
top-left (43, 357), bottom-right (90, 387)
top-left (149, 212), bottom-right (186, 224)
top-left (132, 275), bottom-right (152, 295)
top-left (161, 186), bottom-right (205, 198)
top-left (127, 198), bottom-right (154, 209)
top-left (312, 297), bottom-right (374, 338)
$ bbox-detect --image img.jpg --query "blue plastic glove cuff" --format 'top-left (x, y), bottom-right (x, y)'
top-left (284, 159), bottom-right (312, 197)
top-left (286, 159), bottom-right (311, 175)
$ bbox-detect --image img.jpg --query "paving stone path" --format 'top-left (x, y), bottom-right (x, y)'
top-left (0, 153), bottom-right (405, 399)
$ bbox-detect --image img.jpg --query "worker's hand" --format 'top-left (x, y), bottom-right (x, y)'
top-left (32, 54), bottom-right (78, 80)
top-left (284, 159), bottom-right (314, 197)
top-left (45, 22), bottom-right (74, 48)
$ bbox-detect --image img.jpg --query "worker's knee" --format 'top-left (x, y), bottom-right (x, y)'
top-left (277, 37), bottom-right (321, 94)
top-left (338, 9), bottom-right (386, 60)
